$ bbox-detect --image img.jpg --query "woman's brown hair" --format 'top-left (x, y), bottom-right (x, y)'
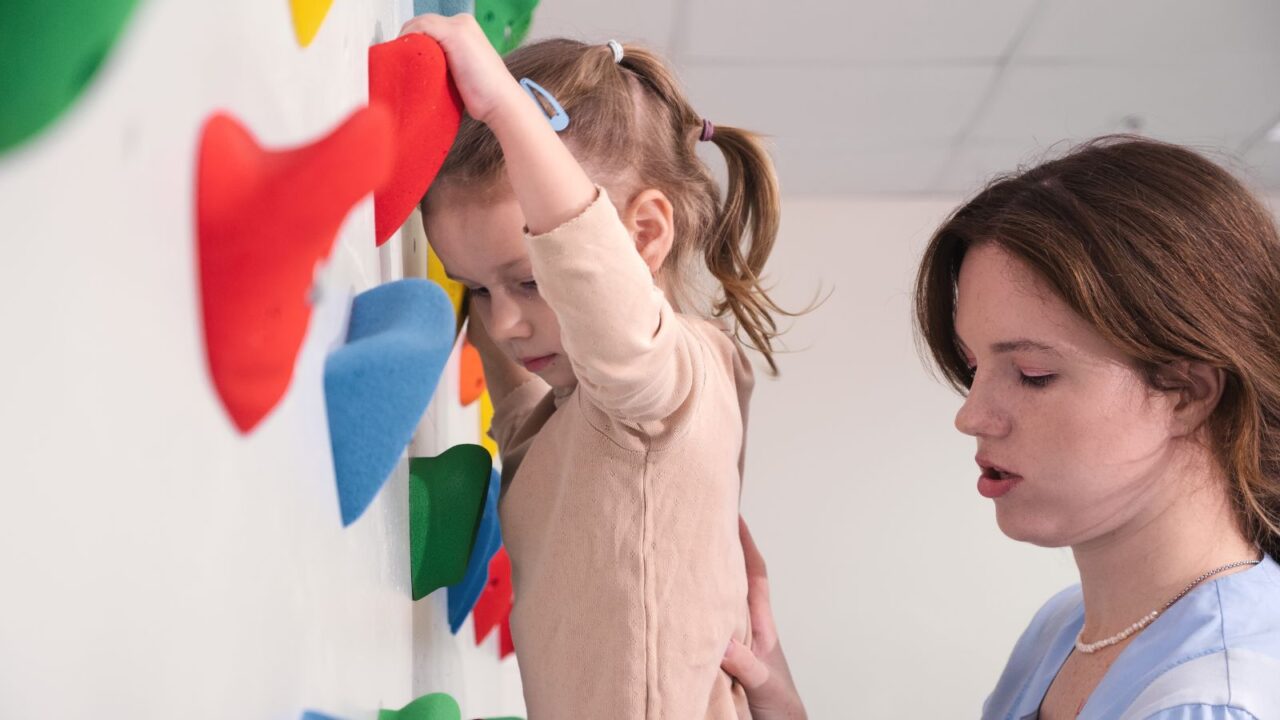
top-left (427, 38), bottom-right (790, 372)
top-left (915, 136), bottom-right (1280, 559)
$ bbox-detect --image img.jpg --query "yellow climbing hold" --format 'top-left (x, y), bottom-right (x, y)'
top-left (289, 0), bottom-right (335, 47)
top-left (479, 389), bottom-right (497, 459)
top-left (427, 243), bottom-right (466, 321)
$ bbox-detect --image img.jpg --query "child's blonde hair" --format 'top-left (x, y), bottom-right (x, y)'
top-left (428, 38), bottom-right (789, 373)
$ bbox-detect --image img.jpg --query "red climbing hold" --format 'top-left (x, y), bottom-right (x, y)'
top-left (196, 106), bottom-right (393, 433)
top-left (369, 33), bottom-right (463, 246)
top-left (474, 545), bottom-right (514, 658)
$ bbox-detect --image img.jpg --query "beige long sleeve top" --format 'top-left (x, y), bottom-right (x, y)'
top-left (490, 188), bottom-right (754, 720)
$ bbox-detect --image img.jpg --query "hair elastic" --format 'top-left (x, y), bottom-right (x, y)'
top-left (607, 39), bottom-right (624, 64)
top-left (519, 78), bottom-right (570, 133)
top-left (699, 118), bottom-right (715, 142)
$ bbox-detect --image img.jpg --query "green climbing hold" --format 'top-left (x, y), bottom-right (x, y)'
top-left (378, 693), bottom-right (461, 720)
top-left (409, 444), bottom-right (493, 600)
top-left (474, 0), bottom-right (539, 55)
top-left (378, 693), bottom-right (523, 720)
top-left (0, 0), bottom-right (140, 153)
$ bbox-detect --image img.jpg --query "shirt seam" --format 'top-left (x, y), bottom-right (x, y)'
top-left (642, 435), bottom-right (657, 720)
top-left (1217, 582), bottom-right (1232, 704)
top-left (1143, 704), bottom-right (1258, 720)
top-left (1121, 646), bottom-right (1225, 714)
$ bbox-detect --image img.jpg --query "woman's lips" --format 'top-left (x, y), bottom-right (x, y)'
top-left (520, 354), bottom-right (556, 372)
top-left (977, 472), bottom-right (1023, 499)
top-left (976, 456), bottom-right (1023, 499)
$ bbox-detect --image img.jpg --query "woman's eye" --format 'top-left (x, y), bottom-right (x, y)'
top-left (1019, 373), bottom-right (1056, 388)
top-left (471, 287), bottom-right (490, 298)
top-left (519, 280), bottom-right (539, 292)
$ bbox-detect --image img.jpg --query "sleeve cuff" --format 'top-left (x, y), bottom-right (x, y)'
top-left (524, 186), bottom-right (611, 242)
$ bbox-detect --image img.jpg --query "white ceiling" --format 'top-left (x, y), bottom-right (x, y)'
top-left (527, 0), bottom-right (1280, 196)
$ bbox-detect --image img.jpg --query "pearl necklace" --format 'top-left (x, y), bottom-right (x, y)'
top-left (1074, 557), bottom-right (1262, 654)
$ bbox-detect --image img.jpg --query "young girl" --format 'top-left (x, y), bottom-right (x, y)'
top-left (402, 14), bottom-right (788, 719)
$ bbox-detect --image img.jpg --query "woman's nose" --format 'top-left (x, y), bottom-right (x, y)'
top-left (954, 376), bottom-right (1010, 439)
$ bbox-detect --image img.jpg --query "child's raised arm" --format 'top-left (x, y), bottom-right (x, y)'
top-left (403, 16), bottom-right (701, 425)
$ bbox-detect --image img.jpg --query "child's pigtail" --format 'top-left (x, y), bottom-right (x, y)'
top-left (703, 122), bottom-right (786, 374)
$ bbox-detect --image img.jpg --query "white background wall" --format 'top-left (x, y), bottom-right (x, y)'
top-left (741, 193), bottom-right (1280, 717)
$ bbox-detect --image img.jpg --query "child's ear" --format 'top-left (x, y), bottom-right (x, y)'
top-left (622, 188), bottom-right (675, 274)
top-left (1157, 360), bottom-right (1225, 438)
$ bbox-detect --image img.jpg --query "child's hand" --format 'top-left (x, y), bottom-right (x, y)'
top-left (399, 14), bottom-right (525, 128)
top-left (404, 13), bottom-right (595, 236)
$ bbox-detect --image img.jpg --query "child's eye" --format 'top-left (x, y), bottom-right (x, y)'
top-left (471, 287), bottom-right (490, 298)
top-left (1020, 373), bottom-right (1056, 388)
top-left (519, 280), bottom-right (539, 292)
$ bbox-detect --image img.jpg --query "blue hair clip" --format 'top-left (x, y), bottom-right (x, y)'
top-left (519, 78), bottom-right (569, 133)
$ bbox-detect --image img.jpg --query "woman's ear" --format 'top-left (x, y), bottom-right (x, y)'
top-left (1159, 361), bottom-right (1225, 437)
top-left (621, 188), bottom-right (675, 274)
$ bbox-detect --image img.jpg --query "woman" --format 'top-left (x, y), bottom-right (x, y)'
top-left (724, 137), bottom-right (1280, 719)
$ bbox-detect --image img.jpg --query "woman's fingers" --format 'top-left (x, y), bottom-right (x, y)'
top-left (738, 515), bottom-right (768, 579)
top-left (738, 516), bottom-right (778, 652)
top-left (731, 517), bottom-right (808, 720)
top-left (722, 639), bottom-right (771, 690)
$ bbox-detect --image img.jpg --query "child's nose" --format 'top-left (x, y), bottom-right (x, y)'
top-left (485, 293), bottom-right (532, 341)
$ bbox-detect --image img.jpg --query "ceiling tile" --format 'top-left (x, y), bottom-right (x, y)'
top-left (770, 141), bottom-right (952, 195)
top-left (520, 0), bottom-right (1280, 196)
top-left (1019, 0), bottom-right (1280, 63)
top-left (969, 62), bottom-right (1280, 148)
top-left (680, 64), bottom-right (994, 150)
top-left (932, 139), bottom-right (1065, 195)
top-left (527, 0), bottom-right (680, 55)
top-left (1242, 136), bottom-right (1280, 191)
top-left (681, 0), bottom-right (1036, 63)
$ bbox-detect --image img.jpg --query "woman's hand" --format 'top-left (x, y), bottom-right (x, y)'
top-left (723, 516), bottom-right (808, 720)
top-left (398, 14), bottom-right (525, 127)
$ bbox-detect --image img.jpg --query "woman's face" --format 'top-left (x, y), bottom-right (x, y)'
top-left (953, 243), bottom-right (1185, 549)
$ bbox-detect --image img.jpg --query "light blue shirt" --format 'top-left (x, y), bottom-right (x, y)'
top-left (983, 555), bottom-right (1280, 719)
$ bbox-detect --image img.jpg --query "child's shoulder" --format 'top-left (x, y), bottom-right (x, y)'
top-left (674, 312), bottom-right (755, 391)
top-left (674, 312), bottom-right (736, 358)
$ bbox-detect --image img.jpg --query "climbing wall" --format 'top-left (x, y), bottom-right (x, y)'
top-left (0, 1), bottom-right (534, 718)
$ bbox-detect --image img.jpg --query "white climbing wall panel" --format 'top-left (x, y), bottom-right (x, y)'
top-left (0, 0), bottom-right (523, 717)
